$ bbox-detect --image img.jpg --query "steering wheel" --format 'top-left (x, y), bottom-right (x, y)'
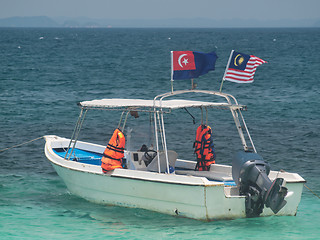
top-left (143, 150), bottom-right (157, 166)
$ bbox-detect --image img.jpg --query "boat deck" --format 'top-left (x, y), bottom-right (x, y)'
top-left (52, 147), bottom-right (236, 186)
top-left (53, 148), bottom-right (103, 165)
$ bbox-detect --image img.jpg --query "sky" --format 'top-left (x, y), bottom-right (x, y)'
top-left (1, 0), bottom-right (319, 21)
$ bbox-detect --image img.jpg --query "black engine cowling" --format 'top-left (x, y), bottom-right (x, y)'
top-left (232, 151), bottom-right (288, 217)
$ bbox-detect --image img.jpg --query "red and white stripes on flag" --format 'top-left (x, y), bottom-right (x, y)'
top-left (223, 50), bottom-right (267, 83)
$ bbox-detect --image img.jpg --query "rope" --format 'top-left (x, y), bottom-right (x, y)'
top-left (274, 169), bottom-right (320, 200)
top-left (2, 136), bottom-right (318, 201)
top-left (0, 136), bottom-right (44, 153)
top-left (304, 184), bottom-right (320, 199)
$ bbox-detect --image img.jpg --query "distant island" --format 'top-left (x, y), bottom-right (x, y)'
top-left (0, 16), bottom-right (59, 28)
top-left (0, 16), bottom-right (319, 28)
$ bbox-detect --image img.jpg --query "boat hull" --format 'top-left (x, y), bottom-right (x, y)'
top-left (51, 163), bottom-right (247, 220)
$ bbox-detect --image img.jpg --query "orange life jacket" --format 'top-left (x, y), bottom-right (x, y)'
top-left (194, 124), bottom-right (215, 171)
top-left (101, 128), bottom-right (125, 172)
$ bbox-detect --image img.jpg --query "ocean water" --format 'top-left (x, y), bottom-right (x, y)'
top-left (0, 28), bottom-right (319, 239)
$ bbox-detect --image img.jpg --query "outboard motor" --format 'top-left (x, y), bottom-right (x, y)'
top-left (232, 151), bottom-right (288, 217)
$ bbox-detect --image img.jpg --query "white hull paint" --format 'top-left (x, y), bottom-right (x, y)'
top-left (44, 135), bottom-right (305, 221)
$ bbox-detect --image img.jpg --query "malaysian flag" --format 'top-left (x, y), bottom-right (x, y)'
top-left (223, 50), bottom-right (267, 83)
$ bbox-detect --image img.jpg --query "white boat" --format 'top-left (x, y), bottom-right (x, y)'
top-left (44, 89), bottom-right (305, 221)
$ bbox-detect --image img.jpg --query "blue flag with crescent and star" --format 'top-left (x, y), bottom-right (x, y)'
top-left (171, 51), bottom-right (218, 80)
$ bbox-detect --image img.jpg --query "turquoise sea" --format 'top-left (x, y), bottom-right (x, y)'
top-left (0, 28), bottom-right (319, 239)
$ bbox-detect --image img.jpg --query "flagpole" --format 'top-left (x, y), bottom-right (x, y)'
top-left (219, 50), bottom-right (234, 92)
top-left (170, 51), bottom-right (174, 93)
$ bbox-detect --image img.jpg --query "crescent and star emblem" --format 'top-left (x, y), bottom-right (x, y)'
top-left (178, 54), bottom-right (189, 68)
top-left (234, 54), bottom-right (245, 66)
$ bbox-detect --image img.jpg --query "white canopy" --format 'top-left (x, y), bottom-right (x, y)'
top-left (79, 98), bottom-right (245, 110)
